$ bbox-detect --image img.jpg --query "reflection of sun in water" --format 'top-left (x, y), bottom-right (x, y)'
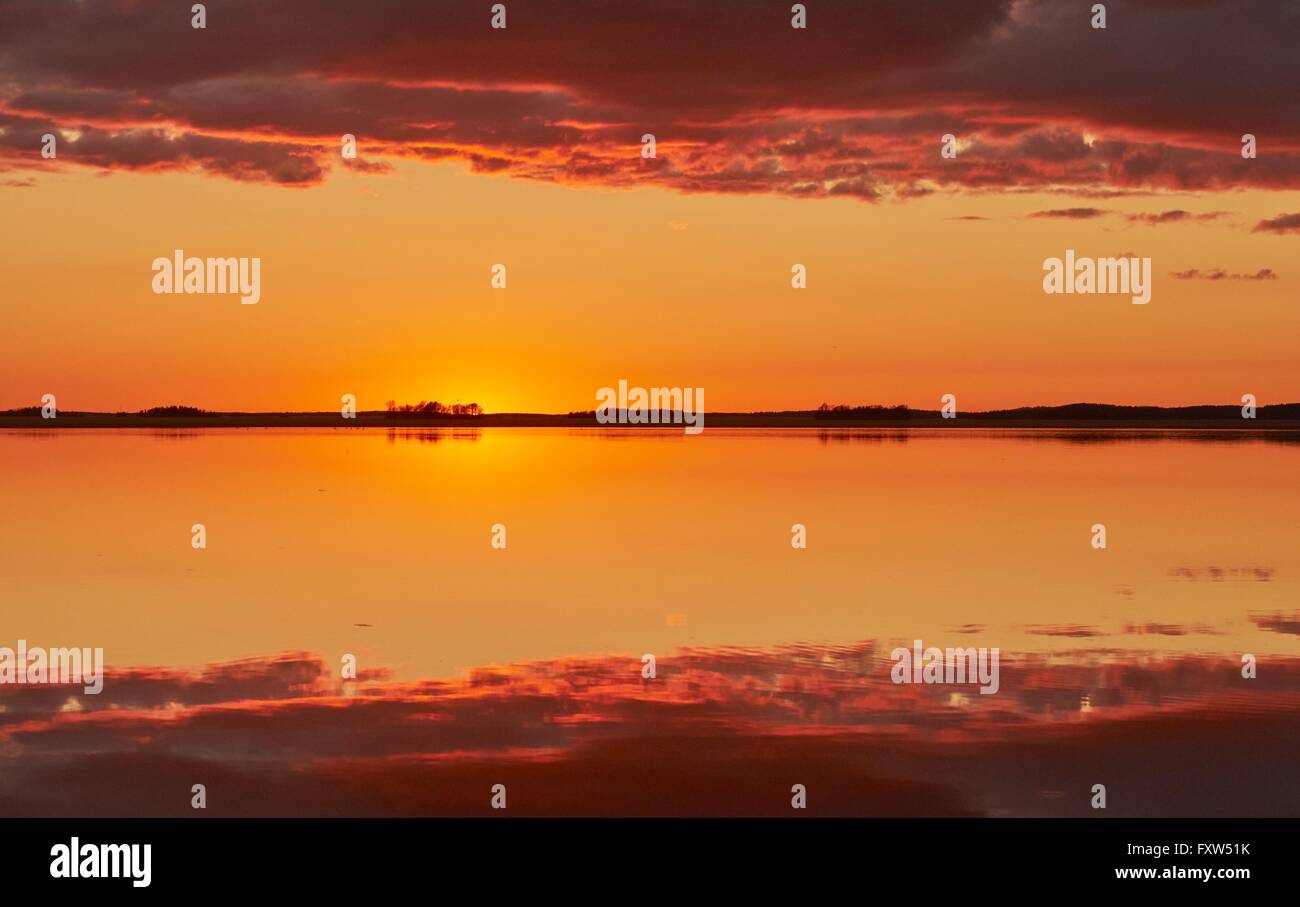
top-left (1080, 694), bottom-right (1092, 714)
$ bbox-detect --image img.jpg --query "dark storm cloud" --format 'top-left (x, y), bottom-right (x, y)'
top-left (0, 1), bottom-right (1296, 197)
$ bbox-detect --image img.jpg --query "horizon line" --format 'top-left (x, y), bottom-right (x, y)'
top-left (5, 401), bottom-right (1300, 417)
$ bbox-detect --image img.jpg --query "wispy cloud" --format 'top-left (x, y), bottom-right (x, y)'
top-left (1253, 212), bottom-right (1300, 234)
top-left (1170, 268), bottom-right (1278, 280)
top-left (1029, 207), bottom-right (1108, 219)
top-left (1125, 210), bottom-right (1228, 225)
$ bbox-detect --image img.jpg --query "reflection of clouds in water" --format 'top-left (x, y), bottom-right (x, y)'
top-left (1026, 623), bottom-right (1227, 638)
top-left (2, 642), bottom-right (1298, 816)
top-left (1170, 565), bottom-right (1275, 582)
top-left (1252, 612), bottom-right (1300, 636)
top-left (1123, 623), bottom-right (1224, 636)
top-left (1027, 625), bottom-right (1103, 638)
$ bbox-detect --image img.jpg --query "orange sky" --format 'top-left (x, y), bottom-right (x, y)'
top-left (2, 162), bottom-right (1297, 412)
top-left (2, 1), bottom-right (1298, 412)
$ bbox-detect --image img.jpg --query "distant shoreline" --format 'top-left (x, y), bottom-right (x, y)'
top-left (4, 406), bottom-right (1300, 431)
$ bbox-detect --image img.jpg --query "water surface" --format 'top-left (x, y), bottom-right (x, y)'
top-left (2, 429), bottom-right (1297, 816)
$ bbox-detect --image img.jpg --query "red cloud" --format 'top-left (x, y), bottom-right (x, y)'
top-left (1, 0), bottom-right (1297, 199)
top-left (1254, 212), bottom-right (1300, 234)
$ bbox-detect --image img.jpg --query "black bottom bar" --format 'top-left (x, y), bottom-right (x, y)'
top-left (3, 818), bottom-right (1285, 892)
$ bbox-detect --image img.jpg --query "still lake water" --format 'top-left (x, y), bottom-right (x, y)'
top-left (3, 428), bottom-right (1298, 815)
